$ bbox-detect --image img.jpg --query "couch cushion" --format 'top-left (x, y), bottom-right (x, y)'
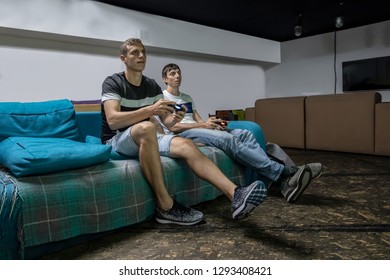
top-left (0, 137), bottom-right (112, 177)
top-left (305, 91), bottom-right (381, 154)
top-left (244, 107), bottom-right (255, 122)
top-left (0, 99), bottom-right (80, 142)
top-left (75, 111), bottom-right (102, 141)
top-left (375, 102), bottom-right (390, 156)
top-left (254, 96), bottom-right (306, 148)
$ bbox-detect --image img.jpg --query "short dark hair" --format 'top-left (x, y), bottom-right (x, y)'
top-left (120, 38), bottom-right (143, 56)
top-left (162, 63), bottom-right (181, 79)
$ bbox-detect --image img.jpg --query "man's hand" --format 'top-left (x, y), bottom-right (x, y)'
top-left (168, 103), bottom-right (187, 124)
top-left (151, 99), bottom-right (176, 115)
top-left (154, 99), bottom-right (188, 128)
top-left (205, 116), bottom-right (228, 130)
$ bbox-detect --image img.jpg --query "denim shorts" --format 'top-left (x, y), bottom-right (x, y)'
top-left (106, 126), bottom-right (177, 157)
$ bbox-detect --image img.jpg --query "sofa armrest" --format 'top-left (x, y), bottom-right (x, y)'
top-left (227, 120), bottom-right (266, 150)
top-left (75, 112), bottom-right (102, 141)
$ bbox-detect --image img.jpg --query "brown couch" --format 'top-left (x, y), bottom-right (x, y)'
top-left (252, 96), bottom-right (306, 149)
top-left (375, 102), bottom-right (390, 156)
top-left (246, 91), bottom-right (390, 156)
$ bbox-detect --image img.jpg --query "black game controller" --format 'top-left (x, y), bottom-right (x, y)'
top-left (169, 104), bottom-right (184, 111)
top-left (216, 121), bottom-right (227, 126)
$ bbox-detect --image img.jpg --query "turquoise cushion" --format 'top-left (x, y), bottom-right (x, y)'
top-left (227, 120), bottom-right (266, 149)
top-left (0, 99), bottom-right (80, 142)
top-left (76, 111), bottom-right (102, 141)
top-left (0, 137), bottom-right (112, 177)
top-left (84, 135), bottom-right (129, 160)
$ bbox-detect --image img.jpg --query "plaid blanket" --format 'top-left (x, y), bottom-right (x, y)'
top-left (1, 146), bottom-right (244, 258)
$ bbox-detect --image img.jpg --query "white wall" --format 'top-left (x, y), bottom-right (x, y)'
top-left (0, 0), bottom-right (275, 117)
top-left (0, 31), bottom-right (266, 118)
top-left (2, 0), bottom-right (389, 118)
top-left (0, 0), bottom-right (279, 63)
top-left (266, 20), bottom-right (390, 101)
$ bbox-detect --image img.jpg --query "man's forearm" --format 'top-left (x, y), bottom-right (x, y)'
top-left (106, 106), bottom-right (154, 130)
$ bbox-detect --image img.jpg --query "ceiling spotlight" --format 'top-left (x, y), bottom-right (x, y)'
top-left (335, 16), bottom-right (344, 28)
top-left (335, 2), bottom-right (344, 28)
top-left (294, 25), bottom-right (302, 37)
top-left (294, 14), bottom-right (303, 37)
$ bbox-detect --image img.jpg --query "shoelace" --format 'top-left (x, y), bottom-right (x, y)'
top-left (173, 200), bottom-right (192, 213)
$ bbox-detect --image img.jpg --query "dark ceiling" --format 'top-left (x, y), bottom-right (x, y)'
top-left (94, 0), bottom-right (390, 42)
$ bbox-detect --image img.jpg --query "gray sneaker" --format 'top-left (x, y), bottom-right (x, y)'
top-left (281, 165), bottom-right (313, 203)
top-left (305, 163), bottom-right (323, 179)
top-left (284, 163), bottom-right (323, 180)
top-left (232, 180), bottom-right (267, 219)
top-left (156, 200), bottom-right (204, 226)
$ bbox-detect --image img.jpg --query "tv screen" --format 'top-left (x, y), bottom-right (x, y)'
top-left (342, 56), bottom-right (390, 91)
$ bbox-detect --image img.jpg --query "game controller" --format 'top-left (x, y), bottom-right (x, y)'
top-left (169, 104), bottom-right (184, 111)
top-left (215, 120), bottom-right (227, 126)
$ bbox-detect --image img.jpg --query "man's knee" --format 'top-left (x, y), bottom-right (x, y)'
top-left (177, 137), bottom-right (196, 148)
top-left (131, 121), bottom-right (157, 143)
top-left (171, 137), bottom-right (199, 156)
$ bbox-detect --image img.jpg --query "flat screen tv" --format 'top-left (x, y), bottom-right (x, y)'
top-left (342, 56), bottom-right (390, 91)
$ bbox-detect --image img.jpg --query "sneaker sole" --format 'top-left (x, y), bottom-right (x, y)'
top-left (286, 166), bottom-right (313, 203)
top-left (155, 216), bottom-right (203, 226)
top-left (232, 182), bottom-right (267, 219)
top-left (313, 170), bottom-right (322, 180)
top-left (312, 168), bottom-right (323, 180)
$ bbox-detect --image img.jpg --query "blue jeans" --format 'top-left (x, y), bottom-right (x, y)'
top-left (178, 128), bottom-right (284, 182)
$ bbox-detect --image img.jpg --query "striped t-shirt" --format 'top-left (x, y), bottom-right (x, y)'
top-left (101, 72), bottom-right (163, 143)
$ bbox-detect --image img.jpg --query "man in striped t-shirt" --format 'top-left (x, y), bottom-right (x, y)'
top-left (101, 38), bottom-right (267, 225)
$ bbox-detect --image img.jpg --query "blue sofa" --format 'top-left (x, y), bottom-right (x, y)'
top-left (0, 99), bottom-right (266, 259)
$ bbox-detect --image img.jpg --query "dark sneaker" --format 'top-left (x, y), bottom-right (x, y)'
top-left (156, 200), bottom-right (203, 226)
top-left (231, 180), bottom-right (267, 219)
top-left (284, 163), bottom-right (322, 180)
top-left (306, 163), bottom-right (323, 179)
top-left (281, 165), bottom-right (313, 203)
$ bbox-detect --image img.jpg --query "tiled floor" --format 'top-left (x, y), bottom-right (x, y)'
top-left (39, 149), bottom-right (390, 260)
